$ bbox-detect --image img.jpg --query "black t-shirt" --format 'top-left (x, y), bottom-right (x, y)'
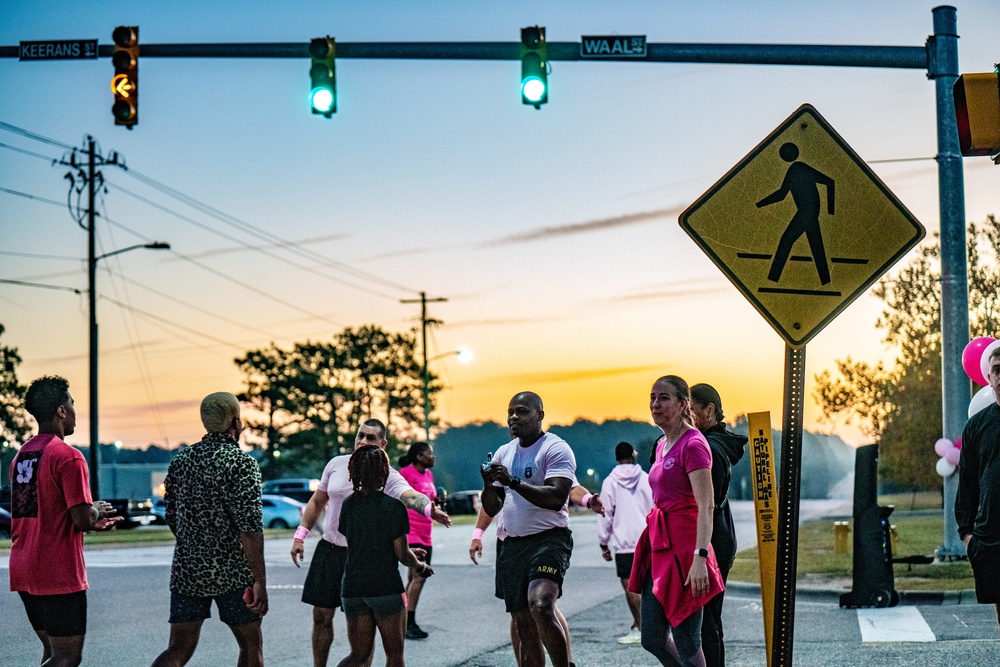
top-left (957, 403), bottom-right (1000, 539)
top-left (338, 490), bottom-right (409, 597)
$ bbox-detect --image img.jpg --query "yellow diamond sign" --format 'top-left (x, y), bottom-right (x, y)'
top-left (680, 104), bottom-right (925, 347)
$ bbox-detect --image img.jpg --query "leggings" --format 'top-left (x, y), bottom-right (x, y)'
top-left (640, 575), bottom-right (706, 667)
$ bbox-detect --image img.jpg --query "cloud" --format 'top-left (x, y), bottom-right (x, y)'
top-left (480, 205), bottom-right (686, 248)
top-left (472, 364), bottom-right (662, 387)
top-left (179, 233), bottom-right (351, 261)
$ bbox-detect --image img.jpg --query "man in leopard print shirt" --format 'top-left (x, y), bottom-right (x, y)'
top-left (152, 392), bottom-right (267, 667)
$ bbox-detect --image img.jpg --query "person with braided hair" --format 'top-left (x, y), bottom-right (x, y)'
top-left (337, 445), bottom-right (433, 667)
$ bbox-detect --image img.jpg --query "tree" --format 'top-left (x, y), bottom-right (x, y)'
top-left (0, 324), bottom-right (29, 445)
top-left (814, 215), bottom-right (1000, 489)
top-left (234, 324), bottom-right (434, 478)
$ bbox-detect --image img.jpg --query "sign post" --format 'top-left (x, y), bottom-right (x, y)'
top-left (749, 411), bottom-right (778, 664)
top-left (679, 104), bottom-right (925, 665)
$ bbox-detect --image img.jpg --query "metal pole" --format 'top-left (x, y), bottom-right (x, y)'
top-left (930, 5), bottom-right (968, 559)
top-left (420, 292), bottom-right (430, 442)
top-left (87, 136), bottom-right (100, 499)
top-left (771, 344), bottom-right (806, 667)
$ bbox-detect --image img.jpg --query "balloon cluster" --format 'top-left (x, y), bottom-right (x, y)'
top-left (963, 336), bottom-right (1000, 418)
top-left (934, 437), bottom-right (962, 477)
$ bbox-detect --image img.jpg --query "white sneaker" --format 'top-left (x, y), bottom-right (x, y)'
top-left (617, 627), bottom-right (642, 644)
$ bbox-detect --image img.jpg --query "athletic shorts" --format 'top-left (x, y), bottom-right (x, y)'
top-left (19, 590), bottom-right (87, 637)
top-left (169, 587), bottom-right (260, 627)
top-left (968, 534), bottom-right (1000, 603)
top-left (497, 527), bottom-right (572, 613)
top-left (302, 539), bottom-right (348, 609)
top-left (342, 593), bottom-right (406, 619)
top-left (494, 538), bottom-right (505, 600)
top-left (409, 543), bottom-right (433, 566)
top-left (615, 551), bottom-right (636, 580)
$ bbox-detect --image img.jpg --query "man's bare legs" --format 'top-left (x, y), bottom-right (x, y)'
top-left (621, 577), bottom-right (642, 630)
top-left (312, 606), bottom-right (336, 667)
top-left (40, 633), bottom-right (85, 667)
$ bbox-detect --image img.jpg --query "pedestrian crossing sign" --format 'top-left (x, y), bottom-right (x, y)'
top-left (679, 104), bottom-right (925, 347)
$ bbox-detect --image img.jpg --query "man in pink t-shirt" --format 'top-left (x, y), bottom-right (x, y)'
top-left (9, 376), bottom-right (122, 666)
top-left (398, 441), bottom-right (437, 639)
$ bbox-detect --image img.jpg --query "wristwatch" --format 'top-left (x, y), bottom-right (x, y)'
top-left (693, 548), bottom-right (709, 558)
top-left (509, 476), bottom-right (522, 489)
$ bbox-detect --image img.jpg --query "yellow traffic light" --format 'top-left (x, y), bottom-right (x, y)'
top-left (112, 26), bottom-right (139, 127)
top-left (953, 70), bottom-right (1000, 158)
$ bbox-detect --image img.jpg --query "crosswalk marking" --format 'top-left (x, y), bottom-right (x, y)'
top-left (857, 606), bottom-right (936, 643)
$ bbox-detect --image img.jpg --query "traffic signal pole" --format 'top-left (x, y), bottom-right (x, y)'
top-left (3, 8), bottom-right (970, 664)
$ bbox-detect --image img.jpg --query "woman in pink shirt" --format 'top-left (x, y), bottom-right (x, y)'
top-left (628, 375), bottom-right (724, 666)
top-left (398, 442), bottom-right (437, 640)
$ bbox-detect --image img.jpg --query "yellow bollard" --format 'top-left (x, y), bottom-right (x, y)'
top-left (834, 521), bottom-right (850, 554)
top-left (890, 524), bottom-right (898, 554)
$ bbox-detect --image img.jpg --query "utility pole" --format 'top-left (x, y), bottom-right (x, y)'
top-left (400, 291), bottom-right (447, 441)
top-left (60, 136), bottom-right (121, 498)
top-left (59, 137), bottom-right (167, 498)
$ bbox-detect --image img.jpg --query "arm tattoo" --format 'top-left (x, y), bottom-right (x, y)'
top-left (400, 490), bottom-right (430, 513)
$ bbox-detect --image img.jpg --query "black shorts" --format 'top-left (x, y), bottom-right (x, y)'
top-left (497, 527), bottom-right (572, 613)
top-left (169, 588), bottom-right (260, 627)
top-left (409, 543), bottom-right (433, 566)
top-left (19, 590), bottom-right (87, 637)
top-left (302, 539), bottom-right (348, 609)
top-left (615, 551), bottom-right (636, 580)
top-left (968, 535), bottom-right (1000, 603)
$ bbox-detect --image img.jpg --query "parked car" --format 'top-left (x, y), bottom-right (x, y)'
top-left (262, 494), bottom-right (305, 529)
top-left (445, 490), bottom-right (481, 515)
top-left (261, 478), bottom-right (319, 504)
top-left (150, 498), bottom-right (167, 525)
top-left (0, 507), bottom-right (11, 539)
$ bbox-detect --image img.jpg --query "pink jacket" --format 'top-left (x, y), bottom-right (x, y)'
top-left (627, 503), bottom-right (724, 628)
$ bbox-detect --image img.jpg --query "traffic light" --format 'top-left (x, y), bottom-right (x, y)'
top-left (111, 26), bottom-right (138, 128)
top-left (520, 26), bottom-right (548, 108)
top-left (309, 37), bottom-right (336, 117)
top-left (953, 69), bottom-right (1000, 158)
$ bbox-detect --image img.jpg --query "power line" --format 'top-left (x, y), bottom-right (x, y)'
top-left (106, 181), bottom-right (400, 300)
top-left (0, 122), bottom-right (75, 150)
top-left (0, 185), bottom-right (65, 208)
top-left (0, 250), bottom-right (81, 261)
top-left (120, 167), bottom-right (416, 296)
top-left (0, 141), bottom-right (58, 162)
top-left (100, 214), bottom-right (346, 328)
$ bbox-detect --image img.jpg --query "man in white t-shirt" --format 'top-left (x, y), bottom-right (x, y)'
top-left (290, 419), bottom-right (451, 667)
top-left (482, 391), bottom-right (576, 667)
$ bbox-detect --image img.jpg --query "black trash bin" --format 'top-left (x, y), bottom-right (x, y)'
top-left (839, 444), bottom-right (899, 608)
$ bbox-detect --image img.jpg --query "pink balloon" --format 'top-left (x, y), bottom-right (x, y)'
top-left (964, 337), bottom-right (995, 386)
top-left (934, 437), bottom-right (953, 457)
top-left (945, 447), bottom-right (961, 466)
top-left (955, 436), bottom-right (963, 450)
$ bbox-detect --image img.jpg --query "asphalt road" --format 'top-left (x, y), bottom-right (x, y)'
top-left (3, 502), bottom-right (999, 666)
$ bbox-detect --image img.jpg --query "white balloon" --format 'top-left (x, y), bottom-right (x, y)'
top-left (981, 340), bottom-right (1000, 387)
top-left (936, 457), bottom-right (957, 477)
top-left (969, 385), bottom-right (997, 419)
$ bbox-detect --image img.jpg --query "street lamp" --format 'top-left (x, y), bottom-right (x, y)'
top-left (89, 241), bottom-right (170, 497)
top-left (421, 348), bottom-right (473, 442)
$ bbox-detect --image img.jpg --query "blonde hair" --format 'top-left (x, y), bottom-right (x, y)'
top-left (200, 392), bottom-right (240, 432)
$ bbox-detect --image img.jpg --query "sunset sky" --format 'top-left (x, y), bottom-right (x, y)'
top-left (1, 1), bottom-right (998, 450)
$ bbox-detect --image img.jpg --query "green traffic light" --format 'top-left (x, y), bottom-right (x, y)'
top-left (311, 88), bottom-right (334, 114)
top-left (521, 77), bottom-right (546, 104)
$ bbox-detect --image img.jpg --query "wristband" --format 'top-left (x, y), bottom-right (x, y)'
top-left (580, 493), bottom-right (593, 508)
top-left (423, 503), bottom-right (433, 519)
top-left (472, 528), bottom-right (485, 541)
top-left (294, 526), bottom-right (310, 542)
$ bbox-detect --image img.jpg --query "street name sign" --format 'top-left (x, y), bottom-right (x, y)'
top-left (580, 35), bottom-right (647, 59)
top-left (20, 39), bottom-right (98, 61)
top-left (679, 104), bottom-right (925, 347)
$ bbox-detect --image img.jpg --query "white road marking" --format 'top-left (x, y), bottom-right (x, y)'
top-left (857, 606), bottom-right (936, 643)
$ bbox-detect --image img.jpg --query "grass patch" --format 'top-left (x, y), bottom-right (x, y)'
top-left (729, 512), bottom-right (973, 591)
top-left (878, 491), bottom-right (943, 511)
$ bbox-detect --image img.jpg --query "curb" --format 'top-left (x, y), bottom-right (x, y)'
top-left (725, 580), bottom-right (978, 606)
